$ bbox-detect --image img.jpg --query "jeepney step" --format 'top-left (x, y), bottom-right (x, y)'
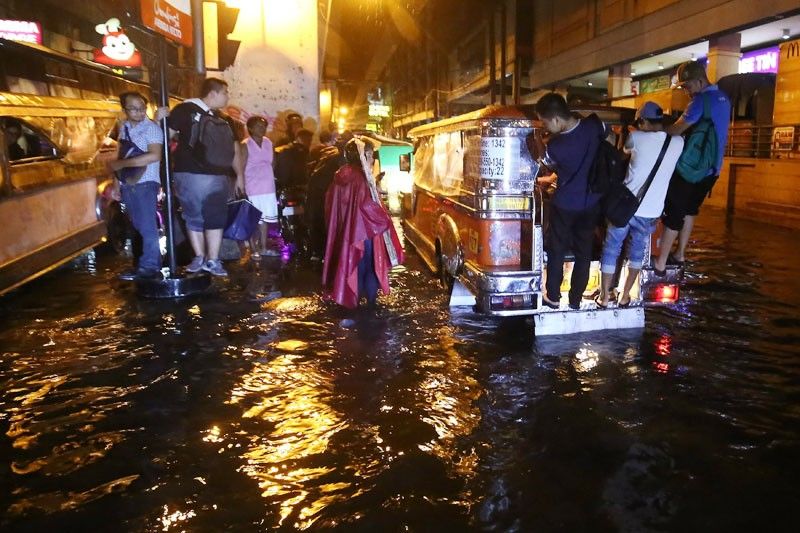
top-left (449, 280), bottom-right (477, 307)
top-left (533, 306), bottom-right (645, 336)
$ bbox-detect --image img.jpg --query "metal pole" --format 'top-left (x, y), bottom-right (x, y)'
top-left (192, 0), bottom-right (206, 75)
top-left (488, 7), bottom-right (496, 105)
top-left (500, 2), bottom-right (507, 106)
top-left (157, 36), bottom-right (178, 277)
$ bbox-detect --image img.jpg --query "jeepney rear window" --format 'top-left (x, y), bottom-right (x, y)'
top-left (412, 132), bottom-right (464, 196)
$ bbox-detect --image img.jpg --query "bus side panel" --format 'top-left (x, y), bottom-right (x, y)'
top-left (0, 177), bottom-right (102, 266)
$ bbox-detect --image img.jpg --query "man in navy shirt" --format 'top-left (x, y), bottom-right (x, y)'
top-left (536, 93), bottom-right (604, 310)
top-left (654, 61), bottom-right (731, 274)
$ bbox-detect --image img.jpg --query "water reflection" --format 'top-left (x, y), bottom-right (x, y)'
top-left (1, 211), bottom-right (800, 530)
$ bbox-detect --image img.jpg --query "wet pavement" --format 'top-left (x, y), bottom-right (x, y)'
top-left (1, 209), bottom-right (799, 532)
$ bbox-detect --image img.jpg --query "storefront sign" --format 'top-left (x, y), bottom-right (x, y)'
top-left (772, 127), bottom-right (795, 152)
top-left (140, 0), bottom-right (193, 47)
top-left (368, 104), bottom-right (391, 118)
top-left (739, 46), bottom-right (779, 74)
top-left (93, 18), bottom-right (142, 67)
top-left (0, 19), bottom-right (42, 44)
top-left (640, 75), bottom-right (671, 94)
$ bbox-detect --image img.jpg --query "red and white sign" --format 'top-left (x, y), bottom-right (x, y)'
top-left (93, 18), bottom-right (142, 68)
top-left (0, 19), bottom-right (42, 44)
top-left (140, 0), bottom-right (193, 47)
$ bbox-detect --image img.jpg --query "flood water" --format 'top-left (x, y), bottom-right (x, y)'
top-left (1, 209), bottom-right (799, 532)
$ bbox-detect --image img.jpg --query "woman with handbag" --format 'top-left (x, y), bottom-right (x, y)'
top-left (241, 116), bottom-right (280, 257)
top-left (597, 102), bottom-right (683, 308)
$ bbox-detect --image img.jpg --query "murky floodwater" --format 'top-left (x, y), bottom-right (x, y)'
top-left (2, 210), bottom-right (799, 532)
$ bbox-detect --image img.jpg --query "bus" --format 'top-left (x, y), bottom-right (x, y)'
top-left (0, 37), bottom-right (190, 295)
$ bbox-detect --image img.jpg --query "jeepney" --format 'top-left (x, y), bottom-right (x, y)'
top-left (402, 105), bottom-right (680, 335)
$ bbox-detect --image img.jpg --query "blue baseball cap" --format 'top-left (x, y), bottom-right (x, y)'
top-left (635, 101), bottom-right (663, 121)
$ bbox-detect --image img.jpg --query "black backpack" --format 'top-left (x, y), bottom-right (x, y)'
top-left (189, 109), bottom-right (235, 171)
top-left (588, 137), bottom-right (625, 195)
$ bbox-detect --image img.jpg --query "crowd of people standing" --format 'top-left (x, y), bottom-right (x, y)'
top-left (111, 77), bottom-right (402, 310)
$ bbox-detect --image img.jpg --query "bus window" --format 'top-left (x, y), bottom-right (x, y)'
top-left (76, 67), bottom-right (107, 101)
top-left (2, 45), bottom-right (48, 96)
top-left (21, 115), bottom-right (115, 165)
top-left (44, 59), bottom-right (81, 99)
top-left (3, 117), bottom-right (57, 163)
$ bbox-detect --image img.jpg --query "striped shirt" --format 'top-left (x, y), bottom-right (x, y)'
top-left (120, 119), bottom-right (163, 184)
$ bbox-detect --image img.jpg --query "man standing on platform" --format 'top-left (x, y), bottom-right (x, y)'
top-left (110, 92), bottom-right (163, 281)
top-left (654, 61), bottom-right (731, 275)
top-left (162, 78), bottom-right (240, 277)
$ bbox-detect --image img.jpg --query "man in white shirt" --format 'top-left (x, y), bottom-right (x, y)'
top-left (597, 102), bottom-right (683, 308)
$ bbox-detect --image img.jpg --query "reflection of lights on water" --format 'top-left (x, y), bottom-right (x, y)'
top-left (574, 347), bottom-right (599, 372)
top-left (230, 354), bottom-right (346, 529)
top-left (159, 505), bottom-right (196, 531)
top-left (188, 305), bottom-right (201, 317)
top-left (202, 425), bottom-right (224, 443)
top-left (653, 362), bottom-right (670, 373)
top-left (655, 334), bottom-right (672, 357)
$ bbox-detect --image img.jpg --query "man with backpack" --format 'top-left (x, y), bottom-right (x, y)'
top-left (653, 61), bottom-right (731, 275)
top-left (163, 78), bottom-right (241, 277)
top-left (535, 93), bottom-right (605, 310)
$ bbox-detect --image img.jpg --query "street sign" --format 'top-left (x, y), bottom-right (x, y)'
top-left (140, 0), bottom-right (193, 47)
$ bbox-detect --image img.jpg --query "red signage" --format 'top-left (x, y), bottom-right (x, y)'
top-left (93, 18), bottom-right (142, 68)
top-left (140, 0), bottom-right (193, 47)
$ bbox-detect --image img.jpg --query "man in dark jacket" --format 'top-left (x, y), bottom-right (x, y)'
top-left (535, 92), bottom-right (604, 310)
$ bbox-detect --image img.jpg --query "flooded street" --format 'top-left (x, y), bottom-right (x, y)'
top-left (1, 209), bottom-right (799, 532)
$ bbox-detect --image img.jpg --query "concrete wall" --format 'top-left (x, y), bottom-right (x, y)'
top-left (708, 158), bottom-right (800, 229)
top-left (529, 0), bottom-right (800, 88)
top-left (222, 0), bottom-right (319, 141)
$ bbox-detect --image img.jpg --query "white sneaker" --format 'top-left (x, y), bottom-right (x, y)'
top-left (186, 256), bottom-right (206, 273)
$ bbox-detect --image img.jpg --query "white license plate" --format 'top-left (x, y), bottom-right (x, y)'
top-left (283, 206), bottom-right (303, 216)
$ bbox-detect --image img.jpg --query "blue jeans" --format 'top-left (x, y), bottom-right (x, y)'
top-left (601, 215), bottom-right (656, 273)
top-left (358, 239), bottom-right (379, 306)
top-left (121, 181), bottom-right (161, 272)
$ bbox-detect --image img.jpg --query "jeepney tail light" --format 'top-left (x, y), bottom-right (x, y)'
top-left (649, 283), bottom-right (679, 304)
top-left (490, 294), bottom-right (533, 310)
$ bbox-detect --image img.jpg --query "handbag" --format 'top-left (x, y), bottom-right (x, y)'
top-left (604, 134), bottom-right (672, 227)
top-left (116, 124), bottom-right (148, 184)
top-left (223, 198), bottom-right (263, 241)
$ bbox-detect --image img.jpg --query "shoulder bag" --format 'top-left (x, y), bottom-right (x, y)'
top-left (603, 134), bottom-right (672, 228)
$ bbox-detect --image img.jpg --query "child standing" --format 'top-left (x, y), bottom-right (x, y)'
top-left (241, 116), bottom-right (280, 257)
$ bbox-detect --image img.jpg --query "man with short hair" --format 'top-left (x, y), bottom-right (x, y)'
top-left (654, 61), bottom-right (731, 274)
top-left (164, 77), bottom-right (240, 277)
top-left (275, 112), bottom-right (303, 148)
top-left (535, 92), bottom-right (605, 310)
top-left (597, 102), bottom-right (684, 307)
top-left (108, 92), bottom-right (163, 281)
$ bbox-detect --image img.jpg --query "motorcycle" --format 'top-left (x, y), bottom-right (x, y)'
top-left (277, 186), bottom-right (307, 252)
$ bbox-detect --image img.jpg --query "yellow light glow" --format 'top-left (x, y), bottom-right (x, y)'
top-left (339, 106), bottom-right (349, 116)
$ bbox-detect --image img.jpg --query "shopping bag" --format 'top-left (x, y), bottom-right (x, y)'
top-left (223, 199), bottom-right (262, 241)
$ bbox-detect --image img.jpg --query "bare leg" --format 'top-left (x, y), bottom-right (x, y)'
top-left (258, 223), bottom-right (268, 252)
top-left (654, 226), bottom-right (679, 272)
top-left (187, 229), bottom-right (206, 258)
top-left (674, 215), bottom-right (695, 262)
top-left (619, 267), bottom-right (640, 305)
top-left (205, 228), bottom-right (223, 261)
top-left (599, 272), bottom-right (614, 307)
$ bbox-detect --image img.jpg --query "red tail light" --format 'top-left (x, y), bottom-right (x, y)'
top-left (650, 283), bottom-right (679, 304)
top-left (285, 200), bottom-right (297, 207)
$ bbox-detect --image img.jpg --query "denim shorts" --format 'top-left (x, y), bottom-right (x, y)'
top-left (601, 215), bottom-right (657, 273)
top-left (174, 172), bottom-right (230, 231)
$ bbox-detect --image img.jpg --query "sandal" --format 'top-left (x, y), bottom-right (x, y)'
top-left (593, 295), bottom-right (608, 309)
top-left (667, 253), bottom-right (685, 267)
top-left (653, 266), bottom-right (667, 277)
top-left (618, 295), bottom-right (631, 308)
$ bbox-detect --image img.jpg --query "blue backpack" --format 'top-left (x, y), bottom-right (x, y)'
top-left (676, 93), bottom-right (718, 183)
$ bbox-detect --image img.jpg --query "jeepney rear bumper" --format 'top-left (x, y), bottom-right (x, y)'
top-left (460, 261), bottom-right (542, 316)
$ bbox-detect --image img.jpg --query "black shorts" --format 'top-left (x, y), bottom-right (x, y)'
top-left (661, 172), bottom-right (718, 231)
